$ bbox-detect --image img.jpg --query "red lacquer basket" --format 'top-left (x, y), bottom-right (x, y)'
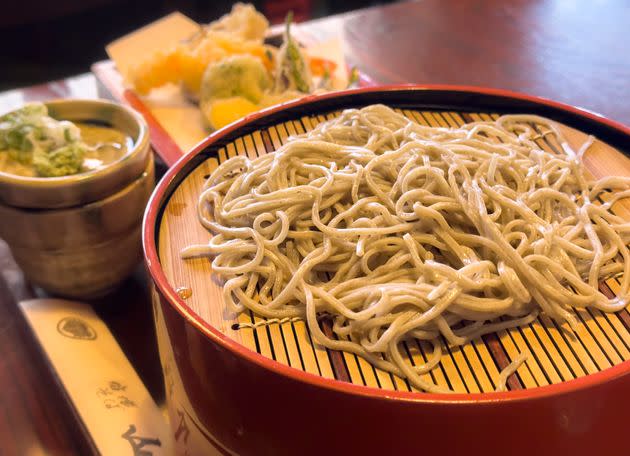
top-left (143, 85), bottom-right (630, 455)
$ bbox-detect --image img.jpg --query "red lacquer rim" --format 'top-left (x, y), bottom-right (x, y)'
top-left (143, 84), bottom-right (630, 404)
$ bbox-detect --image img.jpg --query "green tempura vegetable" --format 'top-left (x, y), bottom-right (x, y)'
top-left (275, 12), bottom-right (312, 93)
top-left (201, 54), bottom-right (271, 105)
top-left (0, 102), bottom-right (87, 177)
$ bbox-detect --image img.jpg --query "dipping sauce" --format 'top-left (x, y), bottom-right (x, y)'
top-left (74, 123), bottom-right (133, 171)
top-left (0, 103), bottom-right (132, 178)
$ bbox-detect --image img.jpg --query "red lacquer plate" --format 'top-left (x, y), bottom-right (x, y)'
top-left (144, 85), bottom-right (630, 456)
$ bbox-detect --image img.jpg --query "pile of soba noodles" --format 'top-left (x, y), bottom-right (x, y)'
top-left (183, 104), bottom-right (630, 392)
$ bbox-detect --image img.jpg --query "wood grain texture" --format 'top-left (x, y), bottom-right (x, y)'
top-left (0, 248), bottom-right (163, 455)
top-left (342, 0), bottom-right (630, 125)
top-left (0, 270), bottom-right (94, 455)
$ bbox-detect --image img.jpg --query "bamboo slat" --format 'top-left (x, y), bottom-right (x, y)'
top-left (158, 107), bottom-right (630, 393)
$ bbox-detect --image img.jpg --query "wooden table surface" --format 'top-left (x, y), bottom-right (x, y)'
top-left (1, 0), bottom-right (630, 454)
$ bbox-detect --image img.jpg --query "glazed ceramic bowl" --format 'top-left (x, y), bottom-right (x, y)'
top-left (0, 155), bottom-right (154, 298)
top-left (0, 98), bottom-right (150, 209)
top-left (0, 98), bottom-right (153, 298)
top-left (144, 86), bottom-right (630, 455)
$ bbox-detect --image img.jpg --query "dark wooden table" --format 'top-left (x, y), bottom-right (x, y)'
top-left (2, 0), bottom-right (630, 453)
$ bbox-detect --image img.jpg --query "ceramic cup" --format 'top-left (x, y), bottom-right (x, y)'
top-left (0, 99), bottom-right (153, 298)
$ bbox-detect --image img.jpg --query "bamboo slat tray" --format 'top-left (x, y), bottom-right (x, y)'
top-left (156, 86), bottom-right (630, 394)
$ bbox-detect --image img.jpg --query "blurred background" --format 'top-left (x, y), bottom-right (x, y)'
top-left (0, 0), bottom-right (396, 91)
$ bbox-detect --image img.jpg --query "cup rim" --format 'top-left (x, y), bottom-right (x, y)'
top-left (0, 98), bottom-right (149, 185)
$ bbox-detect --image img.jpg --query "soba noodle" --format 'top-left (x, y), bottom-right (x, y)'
top-left (182, 104), bottom-right (630, 393)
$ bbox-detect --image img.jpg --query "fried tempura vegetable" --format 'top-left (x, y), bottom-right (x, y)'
top-left (178, 34), bottom-right (274, 98)
top-left (199, 54), bottom-right (272, 130)
top-left (206, 3), bottom-right (268, 41)
top-left (200, 96), bottom-right (259, 130)
top-left (201, 55), bottom-right (271, 104)
top-left (128, 3), bottom-right (272, 98)
top-left (274, 12), bottom-right (312, 94)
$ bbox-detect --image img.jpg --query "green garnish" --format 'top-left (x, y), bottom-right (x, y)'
top-left (0, 102), bottom-right (87, 177)
top-left (33, 143), bottom-right (86, 177)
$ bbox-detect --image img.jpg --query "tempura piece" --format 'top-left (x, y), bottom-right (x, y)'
top-left (200, 97), bottom-right (259, 131)
top-left (201, 55), bottom-right (271, 104)
top-left (200, 54), bottom-right (271, 129)
top-left (274, 13), bottom-right (312, 93)
top-left (206, 3), bottom-right (268, 41)
top-left (128, 3), bottom-right (271, 97)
